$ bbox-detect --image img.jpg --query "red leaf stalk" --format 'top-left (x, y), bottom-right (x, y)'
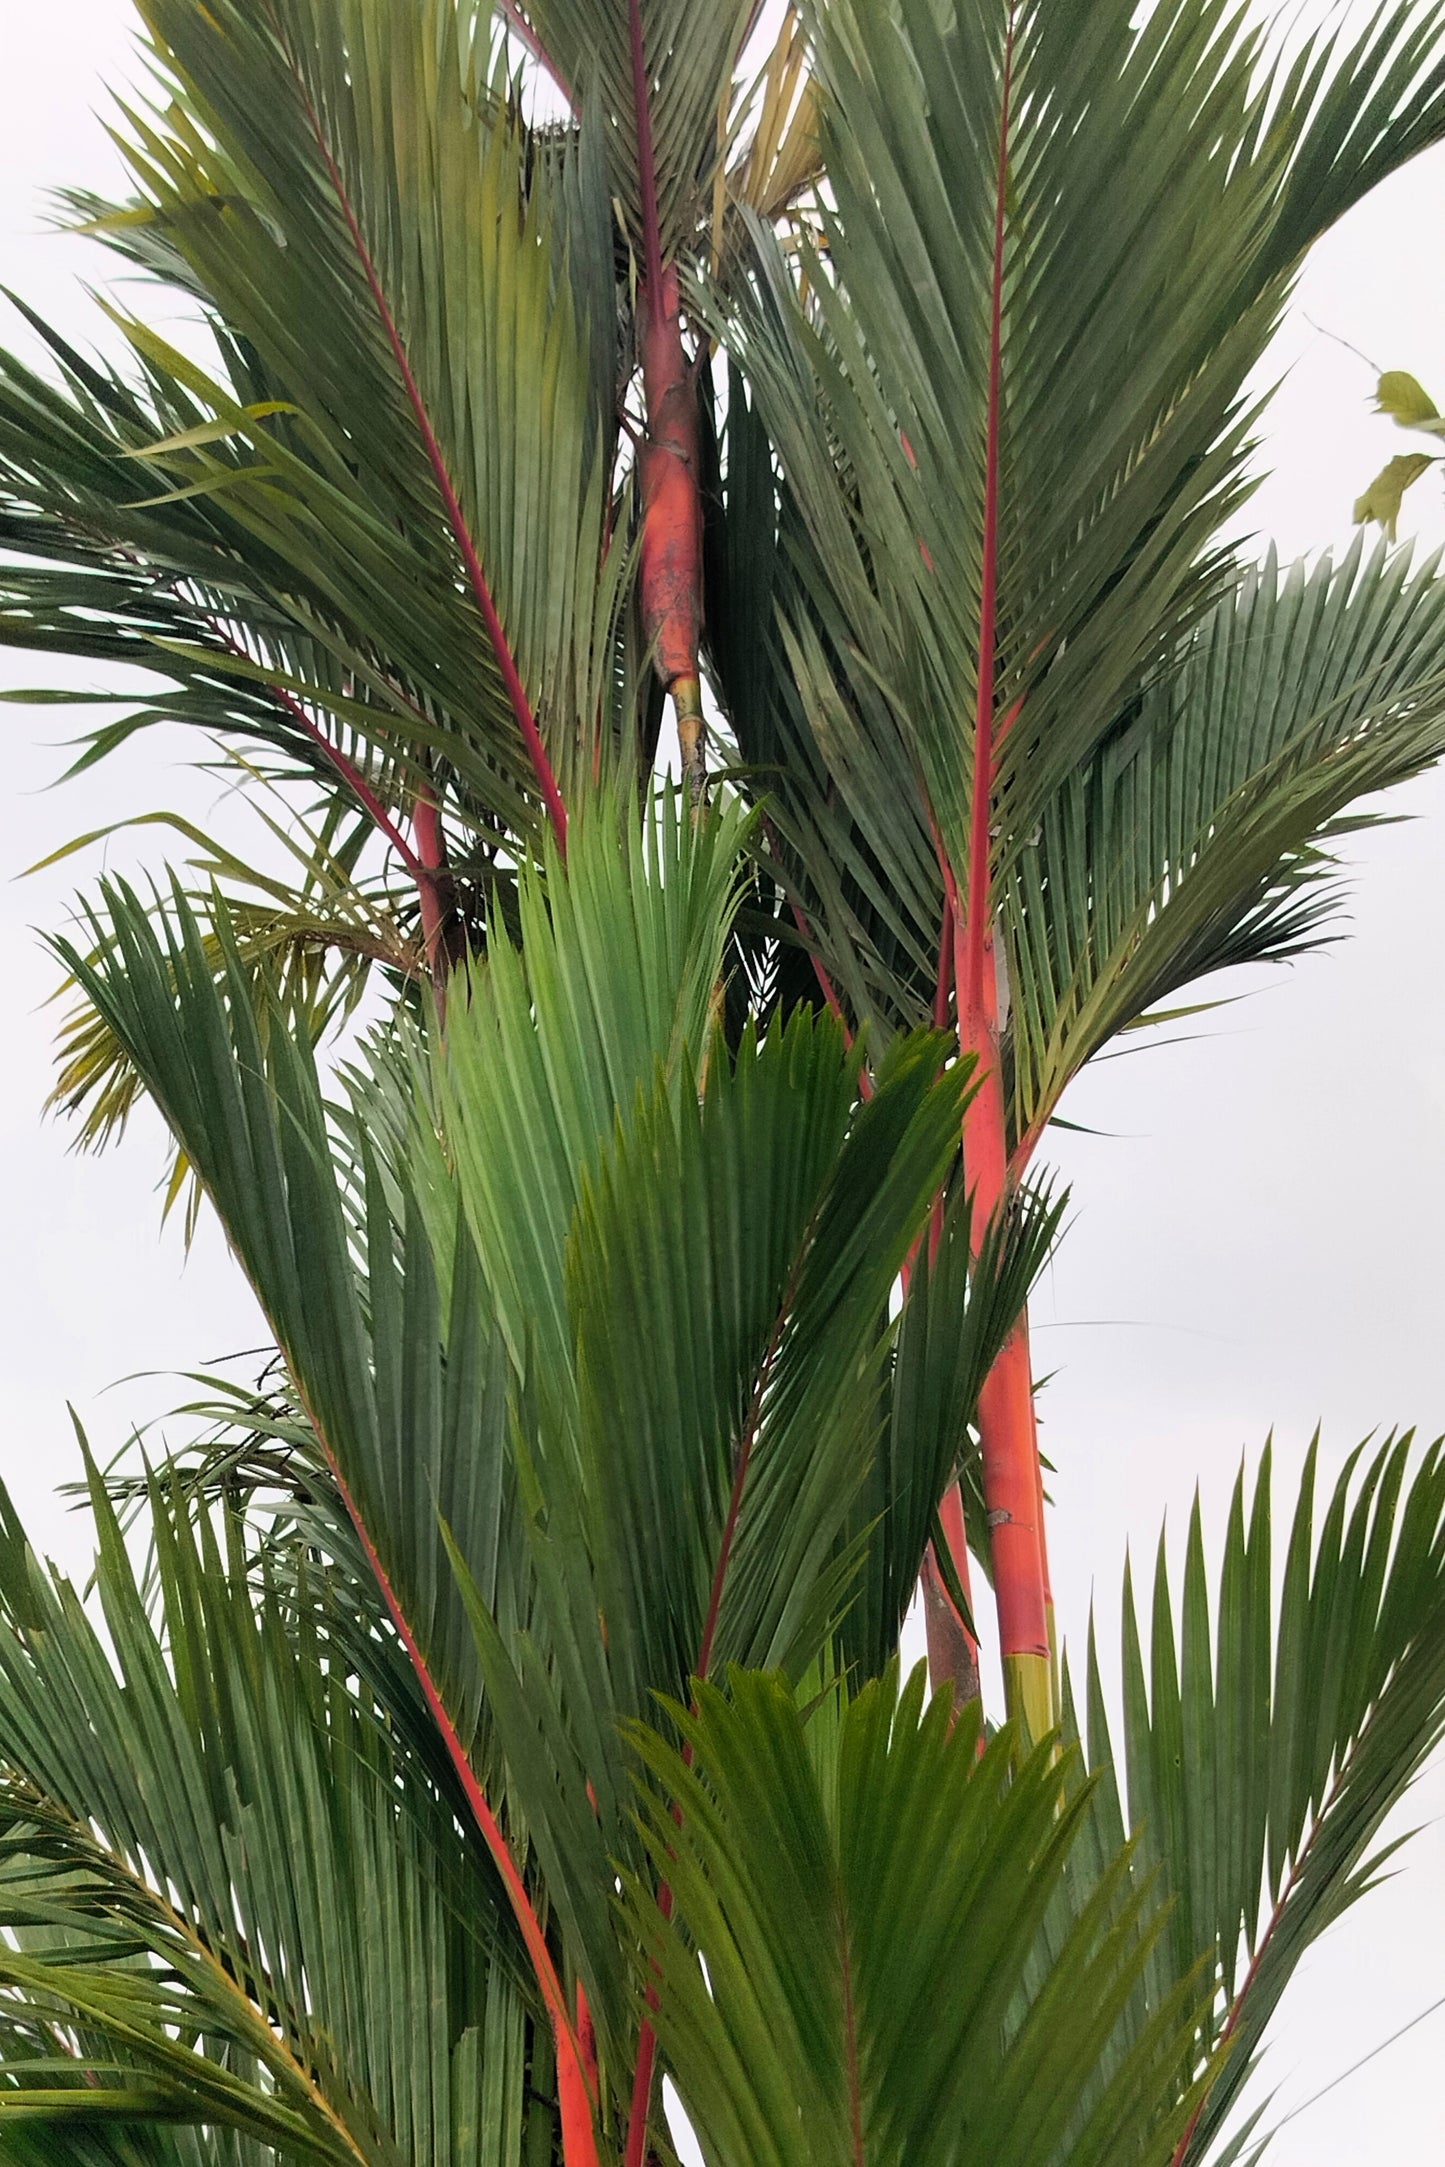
top-left (313, 1439), bottom-right (599, 2167)
top-left (199, 612), bottom-right (431, 893)
top-left (790, 892), bottom-right (852, 1038)
top-left (275, 22), bottom-right (568, 854)
top-left (624, 1954), bottom-right (666, 2167)
top-left (339, 190), bottom-right (569, 852)
top-left (951, 6), bottom-right (1052, 1737)
top-left (273, 685), bottom-right (425, 882)
top-left (574, 1981), bottom-right (599, 2117)
top-left (205, 611), bottom-right (458, 1014)
top-left (915, 870), bottom-right (982, 1710)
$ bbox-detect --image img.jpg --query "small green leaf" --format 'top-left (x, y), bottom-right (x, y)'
top-left (1352, 453), bottom-right (1436, 536)
top-left (1375, 370), bottom-right (1440, 427)
top-left (118, 402), bottom-right (298, 458)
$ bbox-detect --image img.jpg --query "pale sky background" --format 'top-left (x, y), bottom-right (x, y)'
top-left (1, 4), bottom-right (1443, 2163)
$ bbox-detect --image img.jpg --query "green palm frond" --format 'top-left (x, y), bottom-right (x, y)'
top-left (715, 0), bottom-right (1445, 1003)
top-left (0, 1465), bottom-right (528, 2167)
top-left (2, 0), bottom-right (628, 849)
top-left (440, 1015), bottom-right (1053, 2097)
top-left (465, 1010), bottom-right (978, 1724)
top-left (1044, 1436), bottom-right (1445, 2167)
top-left (6, 8), bottom-right (1445, 2163)
top-left (705, 357), bottom-right (945, 1043)
top-left (419, 791), bottom-right (752, 1381)
top-left (512, 0), bottom-right (755, 267)
top-left (49, 866), bottom-right (529, 1779)
top-left (1004, 538), bottom-right (1445, 1151)
top-left (47, 794), bottom-right (763, 2076)
top-left (46, 782), bottom-right (1057, 2110)
top-left (39, 783), bottom-right (417, 1230)
top-left (626, 1664), bottom-right (1209, 2167)
top-left (0, 302), bottom-right (519, 839)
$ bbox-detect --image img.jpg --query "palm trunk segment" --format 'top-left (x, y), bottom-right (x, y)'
top-left (923, 1488), bottom-right (982, 1709)
top-left (943, 3), bottom-right (1054, 1744)
top-left (629, 0), bottom-right (707, 800)
top-left (955, 910), bottom-right (1052, 1739)
top-left (639, 268), bottom-right (706, 799)
top-left (920, 883), bottom-right (983, 1711)
top-left (412, 790), bottom-right (455, 992)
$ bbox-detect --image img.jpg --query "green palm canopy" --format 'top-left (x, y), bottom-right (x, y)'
top-left (2, 3), bottom-right (1445, 2164)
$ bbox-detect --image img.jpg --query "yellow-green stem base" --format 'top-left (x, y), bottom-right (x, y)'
top-left (1002, 1650), bottom-right (1056, 1751)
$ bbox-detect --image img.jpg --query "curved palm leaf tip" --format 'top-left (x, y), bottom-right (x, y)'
top-left (6, 1), bottom-right (1445, 2163)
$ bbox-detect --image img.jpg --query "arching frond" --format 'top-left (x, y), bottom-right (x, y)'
top-left (1043, 1437), bottom-right (1445, 2167)
top-left (512, 0), bottom-right (755, 266)
top-left (627, 1666), bottom-right (1209, 2167)
top-left (1005, 539), bottom-right (1445, 1153)
top-left (719, 0), bottom-right (1445, 974)
top-left (2, 0), bottom-right (628, 853)
top-left (0, 1468), bottom-right (529, 2167)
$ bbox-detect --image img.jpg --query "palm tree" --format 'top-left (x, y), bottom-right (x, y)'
top-left (4, 2), bottom-right (1445, 2163)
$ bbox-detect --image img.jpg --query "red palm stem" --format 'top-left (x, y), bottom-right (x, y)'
top-left (916, 867), bottom-right (982, 1705)
top-left (953, 8), bottom-right (1051, 1695)
top-left (791, 893), bottom-right (852, 1035)
top-left (628, 0), bottom-right (706, 795)
top-left (637, 270), bottom-right (706, 794)
top-left (412, 788), bottom-right (452, 1006)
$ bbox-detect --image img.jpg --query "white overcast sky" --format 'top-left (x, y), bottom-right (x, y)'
top-left (2, 5), bottom-right (1442, 2163)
